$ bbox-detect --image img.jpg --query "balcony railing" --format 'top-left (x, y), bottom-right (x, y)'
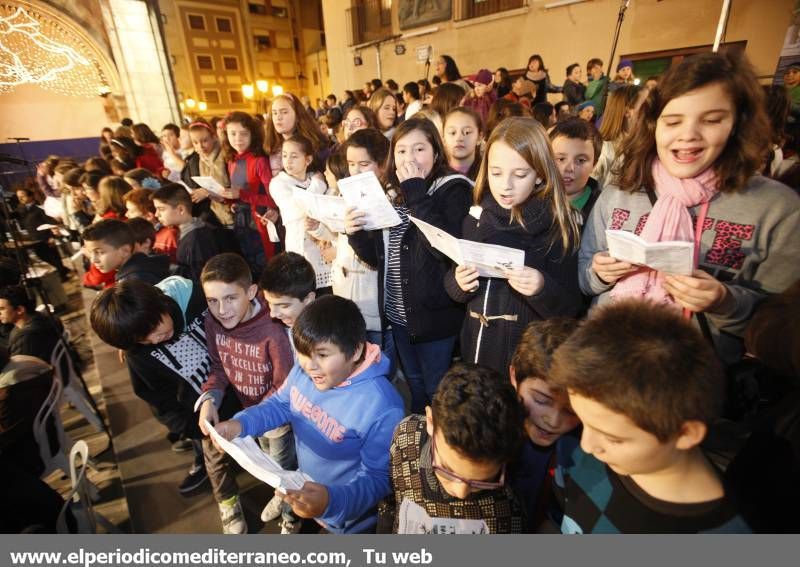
top-left (346, 0), bottom-right (393, 46)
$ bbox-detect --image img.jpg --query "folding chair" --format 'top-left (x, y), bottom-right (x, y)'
top-left (32, 370), bottom-right (70, 480)
top-left (56, 440), bottom-right (119, 533)
top-left (51, 334), bottom-right (105, 433)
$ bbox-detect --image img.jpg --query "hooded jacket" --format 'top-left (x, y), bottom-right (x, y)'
top-left (235, 344), bottom-right (405, 533)
top-left (116, 252), bottom-right (170, 286)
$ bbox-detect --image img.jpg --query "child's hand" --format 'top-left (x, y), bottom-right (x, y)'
top-left (396, 161), bottom-right (424, 182)
top-left (209, 419), bottom-right (242, 452)
top-left (190, 188), bottom-right (210, 203)
top-left (503, 266), bottom-right (545, 297)
top-left (117, 349), bottom-right (126, 365)
top-left (662, 269), bottom-right (732, 314)
top-left (282, 482), bottom-right (329, 519)
top-left (219, 187), bottom-right (239, 200)
top-left (305, 217), bottom-right (320, 231)
top-left (592, 251), bottom-right (638, 284)
top-left (344, 207), bottom-right (367, 234)
top-left (198, 399), bottom-right (219, 436)
top-left (455, 265), bottom-right (480, 293)
top-left (259, 209), bottom-right (280, 225)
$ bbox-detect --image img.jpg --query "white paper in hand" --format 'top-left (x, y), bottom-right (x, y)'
top-left (398, 499), bottom-right (489, 534)
top-left (337, 171), bottom-right (401, 230)
top-left (205, 420), bottom-right (312, 492)
top-left (605, 230), bottom-right (694, 275)
top-left (409, 216), bottom-right (525, 278)
top-left (293, 188), bottom-right (348, 234)
top-left (191, 176), bottom-right (227, 196)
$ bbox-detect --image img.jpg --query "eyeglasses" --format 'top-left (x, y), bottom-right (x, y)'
top-left (343, 118), bottom-right (364, 128)
top-left (430, 433), bottom-right (505, 491)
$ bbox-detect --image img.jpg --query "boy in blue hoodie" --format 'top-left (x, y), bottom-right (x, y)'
top-left (213, 295), bottom-right (405, 533)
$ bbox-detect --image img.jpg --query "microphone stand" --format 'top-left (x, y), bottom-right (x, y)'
top-left (599, 0), bottom-right (631, 116)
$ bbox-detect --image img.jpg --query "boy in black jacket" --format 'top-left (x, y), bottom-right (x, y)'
top-left (82, 219), bottom-right (169, 285)
top-left (90, 277), bottom-right (241, 495)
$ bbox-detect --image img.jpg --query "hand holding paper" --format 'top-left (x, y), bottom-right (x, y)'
top-left (605, 229), bottom-right (694, 276)
top-left (191, 176), bottom-right (228, 196)
top-left (337, 171), bottom-right (401, 230)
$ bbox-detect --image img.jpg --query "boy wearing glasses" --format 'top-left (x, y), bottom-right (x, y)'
top-left (377, 364), bottom-right (526, 533)
top-left (213, 295), bottom-right (405, 533)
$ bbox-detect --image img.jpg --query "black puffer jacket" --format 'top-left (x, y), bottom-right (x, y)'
top-left (349, 174), bottom-right (473, 343)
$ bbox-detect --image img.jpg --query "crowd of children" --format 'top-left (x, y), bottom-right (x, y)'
top-left (6, 48), bottom-right (799, 535)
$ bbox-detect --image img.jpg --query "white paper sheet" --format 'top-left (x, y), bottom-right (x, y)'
top-left (205, 420), bottom-right (312, 492)
top-left (605, 229), bottom-right (694, 276)
top-left (397, 499), bottom-right (489, 534)
top-left (191, 176), bottom-right (227, 196)
top-left (293, 188), bottom-right (348, 234)
top-left (336, 171), bottom-right (401, 230)
top-left (409, 216), bottom-right (525, 279)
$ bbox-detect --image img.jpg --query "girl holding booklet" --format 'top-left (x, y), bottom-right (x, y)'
top-left (268, 135), bottom-right (332, 291)
top-left (345, 118), bottom-right (473, 414)
top-left (578, 52), bottom-right (800, 364)
top-left (444, 117), bottom-right (581, 377)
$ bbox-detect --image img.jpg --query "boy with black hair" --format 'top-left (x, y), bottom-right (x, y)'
top-left (259, 252), bottom-right (317, 339)
top-left (82, 219), bottom-right (169, 286)
top-left (549, 118), bottom-right (602, 228)
top-left (214, 295), bottom-right (405, 533)
top-left (90, 278), bottom-right (240, 496)
top-left (508, 319), bottom-right (581, 529)
top-left (195, 253), bottom-right (295, 534)
top-left (152, 184), bottom-right (237, 281)
top-left (126, 217), bottom-right (157, 255)
top-left (548, 300), bottom-right (750, 533)
top-left (402, 82), bottom-right (422, 120)
top-left (377, 363), bottom-right (524, 534)
top-left (0, 285), bottom-right (63, 365)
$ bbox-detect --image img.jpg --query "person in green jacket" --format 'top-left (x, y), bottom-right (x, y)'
top-left (585, 57), bottom-right (609, 118)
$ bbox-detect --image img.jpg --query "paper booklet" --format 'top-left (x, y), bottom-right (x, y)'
top-left (293, 188), bottom-right (348, 234)
top-left (605, 229), bottom-right (694, 276)
top-left (336, 171), bottom-right (402, 230)
top-left (190, 176), bottom-right (228, 196)
top-left (205, 420), bottom-right (312, 492)
top-left (398, 499), bottom-right (489, 535)
top-left (409, 216), bottom-right (525, 279)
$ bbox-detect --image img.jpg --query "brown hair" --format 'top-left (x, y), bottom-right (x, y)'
top-left (549, 117), bottom-right (603, 163)
top-left (549, 300), bottom-right (724, 442)
top-left (597, 84), bottom-right (644, 143)
top-left (221, 111), bottom-right (265, 162)
top-left (510, 318), bottom-right (580, 385)
top-left (200, 252), bottom-right (253, 290)
top-left (263, 94), bottom-right (327, 155)
top-left (344, 105), bottom-right (378, 130)
top-left (430, 83), bottom-right (467, 121)
top-left (485, 98), bottom-right (531, 139)
top-left (474, 117), bottom-right (578, 252)
top-left (443, 107), bottom-right (484, 180)
top-left (367, 88), bottom-right (398, 133)
top-left (96, 176), bottom-right (131, 216)
top-left (618, 51), bottom-right (771, 194)
top-left (123, 188), bottom-right (156, 215)
top-left (131, 123), bottom-right (160, 145)
top-left (385, 117), bottom-right (453, 190)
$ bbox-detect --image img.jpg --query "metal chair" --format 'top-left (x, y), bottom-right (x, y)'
top-left (56, 440), bottom-right (119, 533)
top-left (32, 369), bottom-right (69, 480)
top-left (51, 334), bottom-right (105, 433)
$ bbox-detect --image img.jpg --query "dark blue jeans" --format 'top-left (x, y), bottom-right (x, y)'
top-left (391, 325), bottom-right (456, 414)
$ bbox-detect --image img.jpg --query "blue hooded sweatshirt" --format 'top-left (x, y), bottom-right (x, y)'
top-left (234, 345), bottom-right (405, 533)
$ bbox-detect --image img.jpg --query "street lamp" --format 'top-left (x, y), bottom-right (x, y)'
top-left (185, 97), bottom-right (196, 109)
top-left (256, 79), bottom-right (269, 94)
top-left (242, 83), bottom-right (255, 99)
top-left (271, 84), bottom-right (284, 97)
top-left (198, 101), bottom-right (208, 112)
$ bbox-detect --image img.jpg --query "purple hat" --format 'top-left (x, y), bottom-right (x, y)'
top-left (616, 59), bottom-right (633, 71)
top-left (474, 68), bottom-right (493, 86)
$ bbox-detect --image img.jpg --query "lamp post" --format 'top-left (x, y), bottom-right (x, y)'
top-left (198, 101), bottom-right (207, 112)
top-left (256, 79), bottom-right (269, 115)
top-left (271, 84), bottom-right (284, 97)
top-left (242, 83), bottom-right (255, 112)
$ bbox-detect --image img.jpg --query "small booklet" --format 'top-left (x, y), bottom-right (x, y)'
top-left (293, 188), bottom-right (348, 234)
top-left (205, 420), bottom-right (312, 492)
top-left (605, 229), bottom-right (694, 275)
top-left (191, 176), bottom-right (228, 196)
top-left (398, 499), bottom-right (489, 534)
top-left (336, 171), bottom-right (402, 230)
top-left (409, 216), bottom-right (525, 278)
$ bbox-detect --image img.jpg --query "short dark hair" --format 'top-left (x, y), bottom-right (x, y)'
top-left (587, 58), bottom-right (604, 71)
top-left (566, 63), bottom-right (580, 77)
top-left (82, 219), bottom-right (135, 249)
top-left (259, 252), bottom-right (316, 300)
top-left (386, 79), bottom-right (399, 91)
top-left (432, 363), bottom-right (524, 464)
top-left (90, 279), bottom-right (174, 350)
top-left (162, 123), bottom-right (180, 136)
top-left (152, 183), bottom-right (192, 209)
top-left (549, 117), bottom-right (603, 162)
top-left (510, 319), bottom-right (580, 385)
top-left (62, 167), bottom-right (85, 188)
top-left (79, 170), bottom-right (104, 191)
top-left (370, 78), bottom-right (383, 90)
top-left (283, 134), bottom-right (314, 158)
top-left (403, 81), bottom-right (420, 100)
top-left (326, 93), bottom-right (337, 103)
top-left (345, 128), bottom-right (390, 166)
top-left (126, 217), bottom-right (157, 247)
top-left (549, 301), bottom-right (724, 442)
top-left (0, 285), bottom-right (35, 313)
top-left (120, 118), bottom-right (134, 127)
top-left (201, 253), bottom-right (253, 290)
top-left (292, 295), bottom-right (365, 359)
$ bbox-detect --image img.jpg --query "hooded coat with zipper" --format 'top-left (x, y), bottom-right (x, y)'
top-left (444, 194), bottom-right (581, 376)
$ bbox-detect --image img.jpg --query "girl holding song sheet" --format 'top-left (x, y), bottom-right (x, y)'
top-left (578, 52), bottom-right (800, 364)
top-left (345, 118), bottom-right (473, 414)
top-left (444, 117), bottom-right (581, 377)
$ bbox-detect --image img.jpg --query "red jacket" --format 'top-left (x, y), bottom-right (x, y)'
top-left (227, 150), bottom-right (277, 259)
top-left (153, 225), bottom-right (178, 263)
top-left (136, 144), bottom-right (165, 176)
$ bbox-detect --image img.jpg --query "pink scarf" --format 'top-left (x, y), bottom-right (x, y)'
top-left (611, 158), bottom-right (718, 305)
